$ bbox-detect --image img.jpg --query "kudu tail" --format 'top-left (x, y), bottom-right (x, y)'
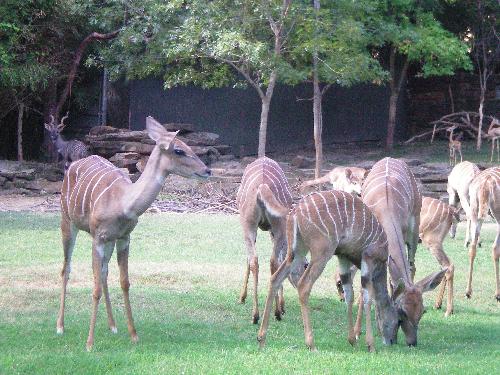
top-left (256, 184), bottom-right (289, 218)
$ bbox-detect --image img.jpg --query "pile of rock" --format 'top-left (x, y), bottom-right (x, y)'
top-left (86, 123), bottom-right (232, 174)
top-left (0, 160), bottom-right (63, 195)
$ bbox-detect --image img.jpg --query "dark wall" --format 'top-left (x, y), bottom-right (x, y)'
top-left (129, 78), bottom-right (407, 156)
top-left (407, 72), bottom-right (500, 135)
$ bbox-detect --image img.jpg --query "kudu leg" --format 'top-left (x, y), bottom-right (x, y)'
top-left (298, 254), bottom-right (330, 351)
top-left (493, 224), bottom-right (500, 302)
top-left (407, 216), bottom-right (420, 282)
top-left (353, 291), bottom-right (364, 340)
top-left (117, 237), bottom-right (139, 343)
top-left (86, 240), bottom-right (110, 351)
top-left (257, 257), bottom-right (293, 348)
top-left (240, 225), bottom-right (259, 323)
top-left (338, 257), bottom-right (357, 347)
top-left (56, 219), bottom-right (78, 334)
top-left (270, 257), bottom-right (284, 320)
top-left (428, 243), bottom-right (454, 316)
top-left (101, 241), bottom-right (117, 333)
top-left (466, 216), bottom-right (482, 299)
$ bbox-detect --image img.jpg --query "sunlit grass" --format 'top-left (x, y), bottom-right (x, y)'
top-left (0, 212), bottom-right (499, 374)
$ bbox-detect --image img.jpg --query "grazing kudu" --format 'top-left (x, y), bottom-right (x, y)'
top-left (44, 113), bottom-right (89, 170)
top-left (447, 125), bottom-right (463, 166)
top-left (257, 191), bottom-right (401, 352)
top-left (466, 167), bottom-right (500, 301)
top-left (56, 116), bottom-right (211, 351)
top-left (340, 196), bottom-right (457, 339)
top-left (236, 157), bottom-right (302, 323)
top-left (447, 161), bottom-right (481, 245)
top-left (300, 166), bottom-right (368, 195)
top-left (362, 158), bottom-right (446, 346)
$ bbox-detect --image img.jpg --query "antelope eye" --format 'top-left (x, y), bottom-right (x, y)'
top-left (174, 149), bottom-right (186, 156)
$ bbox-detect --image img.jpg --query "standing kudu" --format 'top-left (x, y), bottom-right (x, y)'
top-left (447, 161), bottom-right (480, 245)
top-left (257, 191), bottom-right (401, 352)
top-left (446, 125), bottom-right (463, 166)
top-left (44, 113), bottom-right (89, 170)
top-left (236, 157), bottom-right (306, 323)
top-left (362, 158), bottom-right (446, 346)
top-left (56, 116), bottom-right (211, 351)
top-left (466, 167), bottom-right (500, 301)
top-left (419, 197), bottom-right (458, 316)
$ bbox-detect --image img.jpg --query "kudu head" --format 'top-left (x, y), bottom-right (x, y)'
top-left (391, 269), bottom-right (447, 346)
top-left (44, 113), bottom-right (69, 143)
top-left (341, 168), bottom-right (367, 196)
top-left (146, 116), bottom-right (211, 179)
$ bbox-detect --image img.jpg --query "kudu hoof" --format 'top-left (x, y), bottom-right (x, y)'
top-left (434, 303), bottom-right (442, 310)
top-left (131, 334), bottom-right (139, 343)
top-left (444, 310), bottom-right (454, 317)
top-left (252, 314), bottom-right (260, 324)
top-left (496, 295), bottom-right (500, 302)
top-left (257, 335), bottom-right (266, 349)
top-left (274, 311), bottom-right (282, 321)
top-left (465, 291), bottom-right (472, 299)
top-left (367, 344), bottom-right (375, 353)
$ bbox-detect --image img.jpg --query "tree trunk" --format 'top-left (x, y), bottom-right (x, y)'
top-left (258, 97), bottom-right (271, 158)
top-left (17, 103), bottom-right (24, 162)
top-left (386, 92), bottom-right (399, 151)
top-left (312, 0), bottom-right (322, 179)
top-left (313, 64), bottom-right (323, 179)
top-left (476, 86), bottom-right (486, 150)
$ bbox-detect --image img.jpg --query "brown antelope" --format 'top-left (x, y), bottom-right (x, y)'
top-left (56, 116), bottom-right (211, 351)
top-left (44, 113), bottom-right (89, 170)
top-left (419, 197), bottom-right (457, 316)
top-left (300, 166), bottom-right (368, 195)
top-left (257, 190), bottom-right (403, 352)
top-left (339, 196), bottom-right (458, 332)
top-left (447, 125), bottom-right (463, 166)
top-left (466, 166), bottom-right (500, 301)
top-left (486, 118), bottom-right (500, 163)
top-left (362, 157), bottom-right (446, 346)
top-left (447, 161), bottom-right (481, 246)
top-left (236, 157), bottom-right (304, 323)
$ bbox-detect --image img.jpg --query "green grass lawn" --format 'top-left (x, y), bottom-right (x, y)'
top-left (0, 212), bottom-right (499, 374)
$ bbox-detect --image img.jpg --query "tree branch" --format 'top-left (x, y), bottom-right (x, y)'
top-left (53, 30), bottom-right (120, 118)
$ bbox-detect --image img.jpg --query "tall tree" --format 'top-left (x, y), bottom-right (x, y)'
top-left (472, 0), bottom-right (499, 149)
top-left (104, 0), bottom-right (299, 157)
top-left (366, 1), bottom-right (472, 151)
top-left (283, 0), bottom-right (385, 177)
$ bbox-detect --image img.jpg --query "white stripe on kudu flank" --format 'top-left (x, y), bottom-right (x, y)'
top-left (92, 176), bottom-right (124, 210)
top-left (294, 191), bottom-right (386, 254)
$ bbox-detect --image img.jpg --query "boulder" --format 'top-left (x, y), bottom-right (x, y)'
top-left (181, 132), bottom-right (220, 146)
top-left (163, 122), bottom-right (195, 133)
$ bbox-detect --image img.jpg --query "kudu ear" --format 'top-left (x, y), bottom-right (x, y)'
top-left (363, 169), bottom-right (370, 179)
top-left (344, 168), bottom-right (353, 181)
top-left (146, 116), bottom-right (167, 143)
top-left (164, 130), bottom-right (180, 152)
top-left (392, 278), bottom-right (406, 301)
top-left (415, 268), bottom-right (447, 293)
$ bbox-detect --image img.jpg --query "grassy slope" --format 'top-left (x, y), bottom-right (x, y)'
top-left (0, 212), bottom-right (499, 374)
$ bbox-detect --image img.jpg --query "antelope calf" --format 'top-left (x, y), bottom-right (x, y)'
top-left (44, 113), bottom-right (89, 170)
top-left (257, 191), bottom-right (402, 352)
top-left (362, 157), bottom-right (446, 346)
top-left (300, 166), bottom-right (367, 195)
top-left (56, 116), bottom-right (211, 351)
top-left (447, 161), bottom-right (480, 245)
top-left (236, 157), bottom-right (305, 323)
top-left (447, 125), bottom-right (463, 166)
top-left (466, 166), bottom-right (500, 301)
